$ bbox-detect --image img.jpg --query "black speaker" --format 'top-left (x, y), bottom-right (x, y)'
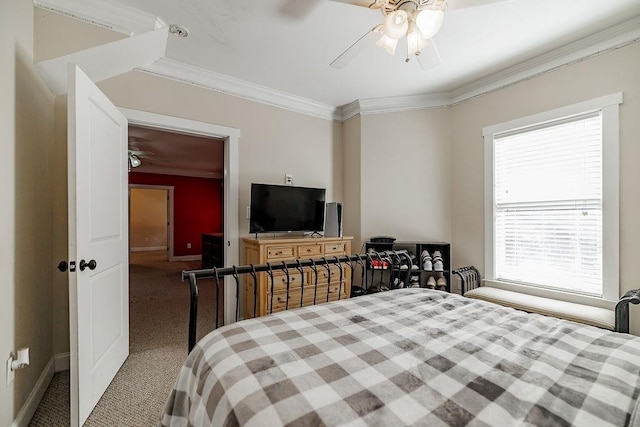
top-left (324, 202), bottom-right (342, 237)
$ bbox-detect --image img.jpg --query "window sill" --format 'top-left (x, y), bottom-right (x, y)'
top-left (466, 286), bottom-right (615, 330)
top-left (482, 279), bottom-right (616, 310)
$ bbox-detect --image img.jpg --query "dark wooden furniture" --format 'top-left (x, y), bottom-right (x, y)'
top-left (201, 233), bottom-right (224, 269)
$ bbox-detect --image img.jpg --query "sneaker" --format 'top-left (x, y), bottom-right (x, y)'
top-left (432, 251), bottom-right (444, 272)
top-left (436, 277), bottom-right (447, 291)
top-left (421, 250), bottom-right (433, 271)
top-left (392, 278), bottom-right (405, 289)
top-left (426, 276), bottom-right (436, 289)
top-left (410, 275), bottom-right (420, 288)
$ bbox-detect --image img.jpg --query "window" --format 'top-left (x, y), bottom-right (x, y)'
top-left (483, 93), bottom-right (621, 303)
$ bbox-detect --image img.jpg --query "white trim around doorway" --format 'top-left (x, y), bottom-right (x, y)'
top-left (120, 108), bottom-right (240, 325)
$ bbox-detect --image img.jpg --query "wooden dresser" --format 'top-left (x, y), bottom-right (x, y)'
top-left (242, 236), bottom-right (353, 318)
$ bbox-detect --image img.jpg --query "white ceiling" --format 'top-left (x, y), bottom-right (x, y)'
top-left (40, 0), bottom-right (640, 175)
top-left (101, 0), bottom-right (640, 108)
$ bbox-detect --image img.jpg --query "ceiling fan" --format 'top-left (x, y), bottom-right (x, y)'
top-left (128, 137), bottom-right (154, 170)
top-left (329, 0), bottom-right (508, 70)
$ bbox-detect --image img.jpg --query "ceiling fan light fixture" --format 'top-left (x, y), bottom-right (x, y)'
top-left (415, 9), bottom-right (444, 39)
top-left (376, 34), bottom-right (399, 55)
top-left (129, 152), bottom-right (141, 168)
top-left (383, 10), bottom-right (409, 39)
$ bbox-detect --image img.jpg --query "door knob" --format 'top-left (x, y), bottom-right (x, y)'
top-left (79, 259), bottom-right (97, 271)
top-left (57, 261), bottom-right (68, 272)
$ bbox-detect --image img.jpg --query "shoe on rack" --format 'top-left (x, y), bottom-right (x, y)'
top-left (410, 275), bottom-right (420, 288)
top-left (421, 250), bottom-right (433, 271)
top-left (426, 276), bottom-right (436, 289)
top-left (432, 251), bottom-right (444, 272)
top-left (392, 278), bottom-right (405, 289)
top-left (436, 277), bottom-right (447, 292)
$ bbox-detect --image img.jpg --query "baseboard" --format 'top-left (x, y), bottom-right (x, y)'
top-left (170, 255), bottom-right (201, 262)
top-left (54, 352), bottom-right (70, 372)
top-left (11, 357), bottom-right (55, 427)
top-left (130, 246), bottom-right (167, 252)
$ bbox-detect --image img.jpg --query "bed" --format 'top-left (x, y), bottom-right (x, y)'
top-left (160, 288), bottom-right (640, 426)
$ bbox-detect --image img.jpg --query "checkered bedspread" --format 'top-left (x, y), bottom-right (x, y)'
top-left (160, 288), bottom-right (640, 426)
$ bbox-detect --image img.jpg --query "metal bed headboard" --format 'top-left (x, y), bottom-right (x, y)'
top-left (181, 250), bottom-right (413, 353)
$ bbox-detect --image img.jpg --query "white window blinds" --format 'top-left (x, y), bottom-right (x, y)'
top-left (494, 112), bottom-right (603, 296)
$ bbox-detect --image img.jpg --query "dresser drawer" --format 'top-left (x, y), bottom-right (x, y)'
top-left (297, 244), bottom-right (322, 258)
top-left (304, 282), bottom-right (349, 305)
top-left (268, 283), bottom-right (345, 313)
top-left (269, 289), bottom-right (314, 313)
top-left (266, 245), bottom-right (295, 260)
top-left (268, 270), bottom-right (306, 294)
top-left (324, 242), bottom-right (347, 254)
top-left (314, 265), bottom-right (347, 284)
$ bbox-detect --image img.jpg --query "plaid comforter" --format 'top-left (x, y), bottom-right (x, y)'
top-left (160, 288), bottom-right (640, 426)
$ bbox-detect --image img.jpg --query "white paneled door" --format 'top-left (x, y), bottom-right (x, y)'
top-left (68, 64), bottom-right (129, 426)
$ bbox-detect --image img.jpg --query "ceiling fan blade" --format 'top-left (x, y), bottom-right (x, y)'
top-left (330, 28), bottom-right (382, 69)
top-left (415, 39), bottom-right (441, 71)
top-left (447, 0), bottom-right (511, 10)
top-left (278, 0), bottom-right (320, 19)
top-left (329, 0), bottom-right (380, 9)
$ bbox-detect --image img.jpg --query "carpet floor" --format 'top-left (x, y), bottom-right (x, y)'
top-left (29, 251), bottom-right (222, 426)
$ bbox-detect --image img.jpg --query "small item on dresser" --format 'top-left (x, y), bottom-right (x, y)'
top-left (426, 276), bottom-right (436, 289)
top-left (421, 250), bottom-right (433, 271)
top-left (436, 277), bottom-right (447, 292)
top-left (432, 250), bottom-right (444, 271)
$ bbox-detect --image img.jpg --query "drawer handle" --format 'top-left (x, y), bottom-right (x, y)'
top-left (306, 248), bottom-right (313, 253)
top-left (274, 251), bottom-right (283, 256)
top-left (280, 276), bottom-right (298, 283)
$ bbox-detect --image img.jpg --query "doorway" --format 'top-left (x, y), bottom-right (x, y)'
top-left (121, 108), bottom-right (240, 324)
top-left (129, 185), bottom-right (173, 260)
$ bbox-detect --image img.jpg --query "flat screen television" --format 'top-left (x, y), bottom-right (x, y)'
top-left (249, 183), bottom-right (326, 234)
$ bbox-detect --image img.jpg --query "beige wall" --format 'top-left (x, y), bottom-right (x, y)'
top-left (34, 10), bottom-right (344, 358)
top-left (1, 0), bottom-right (56, 423)
top-left (342, 115), bottom-right (362, 247)
top-left (359, 108), bottom-right (452, 249)
top-left (451, 42), bottom-right (640, 334)
top-left (130, 188), bottom-right (168, 250)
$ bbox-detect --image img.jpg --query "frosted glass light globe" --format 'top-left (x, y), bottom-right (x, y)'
top-left (383, 10), bottom-right (409, 40)
top-left (415, 9), bottom-right (444, 39)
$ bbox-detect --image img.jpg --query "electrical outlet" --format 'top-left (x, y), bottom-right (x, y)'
top-left (285, 174), bottom-right (293, 185)
top-left (187, 243), bottom-right (192, 249)
top-left (6, 356), bottom-right (14, 386)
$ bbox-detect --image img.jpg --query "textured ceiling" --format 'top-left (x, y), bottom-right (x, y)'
top-left (112, 0), bottom-right (640, 107)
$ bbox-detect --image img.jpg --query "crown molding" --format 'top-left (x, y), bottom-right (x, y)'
top-left (448, 16), bottom-right (640, 105)
top-left (137, 58), bottom-right (340, 121)
top-left (35, 0), bottom-right (640, 122)
top-left (342, 16), bottom-right (640, 117)
top-left (33, 0), bottom-right (165, 35)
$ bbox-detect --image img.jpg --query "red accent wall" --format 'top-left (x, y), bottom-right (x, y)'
top-left (129, 172), bottom-right (223, 256)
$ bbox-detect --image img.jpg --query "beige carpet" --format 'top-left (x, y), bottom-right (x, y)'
top-left (29, 251), bottom-right (222, 426)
